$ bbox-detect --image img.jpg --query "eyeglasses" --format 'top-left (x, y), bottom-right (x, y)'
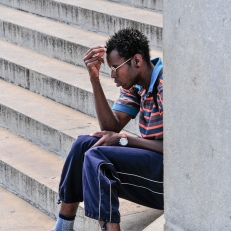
top-left (110, 57), bottom-right (132, 72)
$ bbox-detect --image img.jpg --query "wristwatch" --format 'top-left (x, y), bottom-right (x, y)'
top-left (119, 133), bottom-right (128, 146)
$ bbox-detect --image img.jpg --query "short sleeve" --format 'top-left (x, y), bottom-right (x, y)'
top-left (112, 86), bottom-right (140, 118)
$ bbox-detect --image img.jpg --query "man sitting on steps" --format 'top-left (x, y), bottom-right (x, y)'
top-left (52, 28), bottom-right (164, 231)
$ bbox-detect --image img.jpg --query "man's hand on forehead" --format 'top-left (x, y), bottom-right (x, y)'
top-left (84, 46), bottom-right (107, 59)
top-left (83, 46), bottom-right (107, 79)
top-left (92, 51), bottom-right (105, 58)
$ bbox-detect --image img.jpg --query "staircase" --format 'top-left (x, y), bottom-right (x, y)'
top-left (0, 0), bottom-right (164, 230)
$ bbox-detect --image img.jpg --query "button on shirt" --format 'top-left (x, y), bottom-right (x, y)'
top-left (112, 58), bottom-right (163, 140)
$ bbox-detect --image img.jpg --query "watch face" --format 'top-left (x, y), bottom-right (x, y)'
top-left (120, 137), bottom-right (128, 146)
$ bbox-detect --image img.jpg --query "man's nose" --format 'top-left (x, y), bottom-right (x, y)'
top-left (111, 70), bottom-right (117, 78)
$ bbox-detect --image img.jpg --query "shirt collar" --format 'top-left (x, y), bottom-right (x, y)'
top-left (147, 57), bottom-right (163, 93)
top-left (135, 57), bottom-right (163, 94)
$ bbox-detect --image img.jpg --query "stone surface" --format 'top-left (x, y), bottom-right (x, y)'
top-left (143, 214), bottom-right (164, 231)
top-left (0, 4), bottom-right (162, 77)
top-left (0, 40), bottom-right (141, 136)
top-left (0, 127), bottom-right (162, 231)
top-left (0, 186), bottom-right (55, 231)
top-left (0, 4), bottom-right (110, 76)
top-left (0, 0), bottom-right (163, 50)
top-left (0, 79), bottom-right (137, 158)
top-left (0, 79), bottom-right (101, 158)
top-left (0, 0), bottom-right (165, 229)
top-left (164, 0), bottom-right (231, 230)
top-left (109, 0), bottom-right (163, 12)
top-left (121, 209), bottom-right (163, 231)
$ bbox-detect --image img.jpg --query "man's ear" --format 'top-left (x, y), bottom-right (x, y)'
top-left (133, 54), bottom-right (143, 68)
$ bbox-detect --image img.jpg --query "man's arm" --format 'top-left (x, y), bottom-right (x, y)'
top-left (83, 46), bottom-right (132, 132)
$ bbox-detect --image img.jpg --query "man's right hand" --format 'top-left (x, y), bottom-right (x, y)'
top-left (83, 46), bottom-right (107, 81)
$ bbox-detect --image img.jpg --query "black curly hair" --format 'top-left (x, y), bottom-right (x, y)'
top-left (106, 28), bottom-right (151, 65)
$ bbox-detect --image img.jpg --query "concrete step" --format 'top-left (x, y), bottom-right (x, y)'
top-left (0, 186), bottom-right (55, 231)
top-left (108, 0), bottom-right (163, 12)
top-left (0, 40), bottom-right (140, 136)
top-left (0, 79), bottom-right (139, 158)
top-left (0, 78), bottom-right (100, 158)
top-left (0, 40), bottom-right (118, 117)
top-left (0, 5), bottom-right (162, 78)
top-left (0, 127), bottom-right (103, 230)
top-left (0, 126), bottom-right (163, 231)
top-left (0, 4), bottom-right (109, 77)
top-left (142, 214), bottom-right (164, 231)
top-left (0, 0), bottom-right (163, 50)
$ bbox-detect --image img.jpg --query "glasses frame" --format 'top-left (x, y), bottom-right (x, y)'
top-left (110, 57), bottom-right (132, 72)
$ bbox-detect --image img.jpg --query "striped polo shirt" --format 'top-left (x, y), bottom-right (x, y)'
top-left (112, 58), bottom-right (163, 140)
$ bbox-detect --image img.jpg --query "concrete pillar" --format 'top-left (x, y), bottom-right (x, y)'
top-left (163, 1), bottom-right (231, 230)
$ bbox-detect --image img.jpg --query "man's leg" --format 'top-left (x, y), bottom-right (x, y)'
top-left (52, 203), bottom-right (78, 231)
top-left (55, 203), bottom-right (120, 231)
top-left (53, 135), bottom-right (100, 231)
top-left (83, 145), bottom-right (163, 230)
top-left (99, 221), bottom-right (120, 231)
top-left (60, 202), bottom-right (79, 216)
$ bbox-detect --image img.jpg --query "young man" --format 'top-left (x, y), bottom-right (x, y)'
top-left (52, 28), bottom-right (163, 231)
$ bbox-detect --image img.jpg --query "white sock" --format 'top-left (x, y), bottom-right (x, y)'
top-left (52, 213), bottom-right (75, 231)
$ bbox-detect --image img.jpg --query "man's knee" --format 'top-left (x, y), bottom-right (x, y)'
top-left (84, 146), bottom-right (102, 160)
top-left (68, 135), bottom-right (99, 159)
top-left (84, 146), bottom-right (112, 172)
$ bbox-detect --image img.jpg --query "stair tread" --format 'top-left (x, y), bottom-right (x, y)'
top-left (0, 186), bottom-right (54, 231)
top-left (0, 39), bottom-right (162, 103)
top-left (142, 214), bottom-right (164, 231)
top-left (0, 127), bottom-right (63, 191)
top-left (0, 1), bottom-right (164, 230)
top-left (0, 79), bottom-right (101, 138)
top-left (107, 0), bottom-right (163, 12)
top-left (0, 5), bottom-right (162, 59)
top-left (0, 126), bottom-right (157, 218)
top-left (0, 39), bottom-right (120, 101)
top-left (0, 4), bottom-right (107, 47)
top-left (0, 39), bottom-right (141, 144)
top-left (0, 78), bottom-right (136, 152)
top-left (56, 0), bottom-right (163, 27)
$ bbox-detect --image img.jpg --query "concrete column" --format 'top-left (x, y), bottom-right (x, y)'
top-left (163, 1), bottom-right (231, 231)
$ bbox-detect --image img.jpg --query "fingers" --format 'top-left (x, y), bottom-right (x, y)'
top-left (85, 56), bottom-right (104, 67)
top-left (85, 59), bottom-right (101, 71)
top-left (90, 131), bottom-right (106, 137)
top-left (90, 131), bottom-right (106, 148)
top-left (84, 46), bottom-right (107, 62)
top-left (91, 138), bottom-right (104, 149)
top-left (84, 45), bottom-right (105, 57)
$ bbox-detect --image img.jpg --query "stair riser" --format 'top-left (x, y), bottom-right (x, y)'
top-left (108, 0), bottom-right (163, 12)
top-left (0, 59), bottom-right (140, 136)
top-left (0, 21), bottom-right (110, 76)
top-left (0, 105), bottom-right (75, 158)
top-left (0, 160), bottom-right (100, 231)
top-left (0, 0), bottom-right (162, 49)
top-left (0, 59), bottom-right (104, 118)
top-left (0, 161), bottom-right (59, 218)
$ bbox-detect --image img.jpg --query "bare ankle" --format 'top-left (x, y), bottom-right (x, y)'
top-left (99, 221), bottom-right (120, 231)
top-left (60, 202), bottom-right (79, 216)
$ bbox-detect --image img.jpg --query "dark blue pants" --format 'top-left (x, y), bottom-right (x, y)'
top-left (59, 135), bottom-right (163, 223)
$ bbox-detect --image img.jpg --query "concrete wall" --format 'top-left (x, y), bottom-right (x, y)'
top-left (163, 1), bottom-right (231, 231)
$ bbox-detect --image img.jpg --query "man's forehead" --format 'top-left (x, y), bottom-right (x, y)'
top-left (107, 50), bottom-right (123, 63)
